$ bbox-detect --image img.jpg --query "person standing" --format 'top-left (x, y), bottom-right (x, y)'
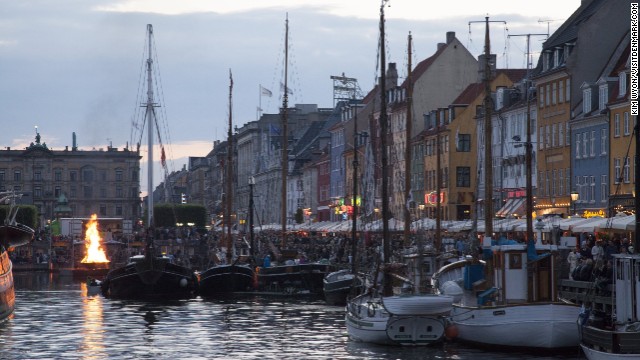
top-left (567, 247), bottom-right (580, 280)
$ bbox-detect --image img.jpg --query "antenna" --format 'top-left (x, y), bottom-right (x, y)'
top-left (537, 19), bottom-right (560, 37)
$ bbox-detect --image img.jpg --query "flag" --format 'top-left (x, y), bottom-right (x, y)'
top-left (260, 85), bottom-right (272, 97)
top-left (160, 146), bottom-right (166, 168)
top-left (280, 82), bottom-right (293, 95)
top-left (269, 124), bottom-right (281, 135)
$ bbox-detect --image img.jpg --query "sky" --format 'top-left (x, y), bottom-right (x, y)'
top-left (0, 0), bottom-right (582, 194)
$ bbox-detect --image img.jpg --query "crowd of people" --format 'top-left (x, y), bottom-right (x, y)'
top-left (567, 233), bottom-right (633, 294)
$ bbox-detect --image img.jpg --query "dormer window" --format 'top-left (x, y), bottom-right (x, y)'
top-left (583, 87), bottom-right (592, 114)
top-left (554, 47), bottom-right (563, 68)
top-left (598, 84), bottom-right (607, 111)
top-left (619, 71), bottom-right (627, 97)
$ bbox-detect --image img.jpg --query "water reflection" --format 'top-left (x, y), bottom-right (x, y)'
top-left (80, 282), bottom-right (105, 359)
top-left (2, 274), bottom-right (585, 360)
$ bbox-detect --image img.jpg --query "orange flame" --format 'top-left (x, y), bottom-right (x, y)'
top-left (81, 214), bottom-right (110, 263)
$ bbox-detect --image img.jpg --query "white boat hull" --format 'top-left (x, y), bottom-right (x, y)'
top-left (383, 294), bottom-right (453, 315)
top-left (581, 343), bottom-right (640, 360)
top-left (451, 303), bottom-right (580, 349)
top-left (346, 292), bottom-right (451, 346)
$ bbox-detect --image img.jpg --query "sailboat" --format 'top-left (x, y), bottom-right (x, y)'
top-left (100, 24), bottom-right (198, 300)
top-left (0, 191), bottom-right (34, 321)
top-left (198, 71), bottom-right (255, 297)
top-left (323, 98), bottom-right (365, 306)
top-left (431, 21), bottom-right (579, 350)
top-left (254, 14), bottom-right (333, 297)
top-left (345, 2), bottom-right (453, 346)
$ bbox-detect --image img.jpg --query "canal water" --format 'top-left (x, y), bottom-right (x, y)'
top-left (1, 272), bottom-right (585, 359)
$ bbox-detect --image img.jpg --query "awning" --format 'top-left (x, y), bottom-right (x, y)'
top-left (496, 198), bottom-right (525, 218)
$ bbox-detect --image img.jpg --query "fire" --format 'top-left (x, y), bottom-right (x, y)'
top-left (81, 214), bottom-right (110, 263)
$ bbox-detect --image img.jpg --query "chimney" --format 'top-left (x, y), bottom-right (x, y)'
top-left (72, 132), bottom-right (78, 151)
top-left (477, 54), bottom-right (497, 82)
top-left (437, 43), bottom-right (446, 51)
top-left (386, 62), bottom-right (398, 89)
top-left (446, 31), bottom-right (455, 44)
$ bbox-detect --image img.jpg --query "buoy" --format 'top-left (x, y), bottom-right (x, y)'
top-left (445, 324), bottom-right (459, 340)
top-left (179, 278), bottom-right (188, 287)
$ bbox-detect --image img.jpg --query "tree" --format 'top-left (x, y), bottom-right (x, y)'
top-left (295, 208), bottom-right (304, 224)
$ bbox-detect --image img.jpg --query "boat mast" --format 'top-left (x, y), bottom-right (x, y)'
top-left (379, 0), bottom-right (392, 297)
top-left (226, 70), bottom-right (234, 264)
top-left (145, 24), bottom-right (155, 231)
top-left (403, 32), bottom-right (413, 247)
top-left (281, 14), bottom-right (289, 249)
top-left (482, 17), bottom-right (494, 238)
top-left (351, 102), bottom-right (359, 275)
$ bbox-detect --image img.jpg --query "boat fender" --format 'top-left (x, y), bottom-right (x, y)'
top-left (368, 304), bottom-right (375, 318)
top-left (445, 324), bottom-right (458, 340)
top-left (180, 278), bottom-right (188, 287)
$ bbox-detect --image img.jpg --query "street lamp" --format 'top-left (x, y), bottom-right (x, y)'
top-left (248, 176), bottom-right (255, 260)
top-left (570, 191), bottom-right (579, 217)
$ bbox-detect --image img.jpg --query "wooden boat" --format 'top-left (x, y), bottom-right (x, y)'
top-left (198, 263), bottom-right (255, 297)
top-left (0, 191), bottom-right (34, 321)
top-left (323, 269), bottom-right (363, 306)
top-left (100, 25), bottom-right (197, 300)
top-left (257, 260), bottom-right (331, 296)
top-left (432, 241), bottom-right (580, 349)
top-left (578, 253), bottom-right (640, 359)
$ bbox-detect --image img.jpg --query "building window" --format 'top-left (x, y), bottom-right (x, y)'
top-left (83, 186), bottom-right (93, 198)
top-left (583, 88), bottom-right (592, 114)
top-left (614, 158), bottom-right (621, 184)
top-left (624, 112), bottom-right (630, 135)
top-left (619, 72), bottom-right (627, 96)
top-left (34, 186), bottom-right (42, 198)
top-left (614, 114), bottom-right (620, 137)
top-left (132, 170), bottom-right (138, 181)
top-left (552, 124), bottom-right (557, 147)
top-left (100, 170), bottom-right (107, 182)
top-left (624, 157), bottom-right (631, 183)
top-left (34, 171), bottom-right (42, 181)
top-left (565, 122), bottom-right (570, 146)
top-left (559, 81), bottom-right (564, 103)
top-left (545, 125), bottom-right (550, 148)
top-left (54, 169), bottom-right (62, 182)
top-left (590, 130), bottom-right (595, 157)
top-left (601, 175), bottom-right (608, 202)
top-left (566, 79), bottom-right (571, 102)
top-left (456, 167), bottom-right (470, 187)
top-left (582, 132), bottom-right (588, 158)
top-left (70, 186), bottom-right (77, 198)
top-left (115, 206), bottom-right (123, 216)
top-left (546, 85), bottom-right (551, 108)
top-left (539, 171), bottom-right (544, 196)
top-left (559, 169), bottom-right (564, 195)
top-left (552, 82), bottom-right (557, 105)
top-left (13, 170), bottom-right (21, 181)
top-left (601, 129), bottom-right (607, 155)
top-left (583, 176), bottom-right (589, 201)
top-left (552, 169), bottom-right (557, 196)
top-left (0, 170), bottom-right (4, 181)
top-left (599, 85), bottom-right (607, 111)
top-left (546, 171), bottom-right (550, 196)
top-left (539, 127), bottom-right (544, 150)
top-left (457, 134), bottom-right (471, 152)
top-left (82, 169), bottom-right (93, 182)
top-left (590, 176), bottom-right (595, 202)
top-left (99, 205), bottom-right (107, 216)
top-left (116, 186), bottom-right (123, 198)
top-left (100, 188), bottom-right (107, 198)
top-left (558, 123), bottom-right (564, 146)
top-left (54, 186), bottom-right (61, 198)
top-left (539, 87), bottom-right (544, 108)
top-left (115, 169), bottom-right (123, 182)
top-left (576, 135), bottom-right (581, 159)
top-left (566, 168), bottom-right (570, 196)
top-left (70, 171), bottom-right (77, 181)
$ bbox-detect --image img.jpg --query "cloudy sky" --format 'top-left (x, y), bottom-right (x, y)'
top-left (0, 0), bottom-right (581, 192)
